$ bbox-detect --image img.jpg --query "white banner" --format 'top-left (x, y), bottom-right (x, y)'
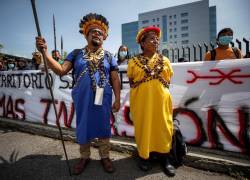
top-left (0, 59), bottom-right (250, 154)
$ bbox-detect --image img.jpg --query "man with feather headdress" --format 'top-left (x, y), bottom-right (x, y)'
top-left (36, 13), bottom-right (120, 175)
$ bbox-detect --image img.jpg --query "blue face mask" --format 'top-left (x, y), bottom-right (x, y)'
top-left (8, 63), bottom-right (15, 69)
top-left (119, 51), bottom-right (127, 58)
top-left (218, 36), bottom-right (233, 45)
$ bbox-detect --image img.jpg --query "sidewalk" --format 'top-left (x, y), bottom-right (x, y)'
top-left (0, 118), bottom-right (249, 179)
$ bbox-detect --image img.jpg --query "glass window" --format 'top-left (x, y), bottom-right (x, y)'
top-left (169, 22), bottom-right (172, 26)
top-left (174, 21), bottom-right (177, 25)
top-left (174, 34), bottom-right (177, 38)
top-left (181, 40), bottom-right (189, 44)
top-left (152, 18), bottom-right (155, 22)
top-left (169, 15), bottom-right (172, 19)
top-left (181, 19), bottom-right (188, 24)
top-left (174, 28), bottom-right (177, 32)
top-left (169, 28), bottom-right (172, 32)
top-left (170, 35), bottom-right (173, 39)
top-left (181, 12), bottom-right (188, 17)
top-left (162, 15), bottom-right (168, 42)
top-left (181, 26), bottom-right (188, 31)
top-left (142, 20), bottom-right (149, 24)
top-left (174, 14), bottom-right (176, 19)
top-left (157, 17), bottom-right (160, 21)
top-left (181, 33), bottom-right (189, 37)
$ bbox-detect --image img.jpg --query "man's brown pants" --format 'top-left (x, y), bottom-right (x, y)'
top-left (80, 138), bottom-right (110, 159)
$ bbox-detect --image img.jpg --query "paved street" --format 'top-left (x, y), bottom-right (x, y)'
top-left (0, 127), bottom-right (235, 180)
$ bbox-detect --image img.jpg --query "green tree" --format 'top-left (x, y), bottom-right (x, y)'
top-left (0, 43), bottom-right (3, 58)
top-left (63, 51), bottom-right (68, 59)
top-left (0, 43), bottom-right (3, 51)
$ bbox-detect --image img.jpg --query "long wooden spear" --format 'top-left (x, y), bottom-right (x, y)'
top-left (61, 35), bottom-right (63, 60)
top-left (53, 14), bottom-right (57, 53)
top-left (30, 0), bottom-right (71, 176)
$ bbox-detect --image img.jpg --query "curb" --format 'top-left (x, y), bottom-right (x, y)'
top-left (0, 118), bottom-right (249, 178)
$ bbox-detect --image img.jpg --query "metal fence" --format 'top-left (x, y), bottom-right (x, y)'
top-left (161, 38), bottom-right (249, 62)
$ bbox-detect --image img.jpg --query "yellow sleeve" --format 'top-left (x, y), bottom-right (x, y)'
top-left (127, 58), bottom-right (134, 78)
top-left (162, 56), bottom-right (174, 82)
top-left (204, 52), bottom-right (211, 61)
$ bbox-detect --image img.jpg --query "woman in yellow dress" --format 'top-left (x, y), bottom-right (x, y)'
top-left (127, 26), bottom-right (175, 176)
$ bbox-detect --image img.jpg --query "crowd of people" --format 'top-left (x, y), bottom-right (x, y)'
top-left (0, 49), bottom-right (64, 71)
top-left (0, 56), bottom-right (33, 71)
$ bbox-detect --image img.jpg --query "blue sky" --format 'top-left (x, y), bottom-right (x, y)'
top-left (0, 0), bottom-right (249, 58)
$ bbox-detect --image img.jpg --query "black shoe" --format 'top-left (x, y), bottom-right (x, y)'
top-left (163, 157), bottom-right (175, 177)
top-left (149, 152), bottom-right (159, 162)
top-left (139, 158), bottom-right (152, 172)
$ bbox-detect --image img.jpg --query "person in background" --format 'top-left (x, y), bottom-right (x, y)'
top-left (117, 45), bottom-right (129, 65)
top-left (7, 59), bottom-right (18, 71)
top-left (204, 28), bottom-right (243, 61)
top-left (17, 58), bottom-right (29, 70)
top-left (26, 59), bottom-right (35, 70)
top-left (36, 13), bottom-right (120, 175)
top-left (127, 26), bottom-right (175, 177)
top-left (52, 50), bottom-right (64, 65)
top-left (0, 58), bottom-right (7, 71)
top-left (32, 51), bottom-right (44, 70)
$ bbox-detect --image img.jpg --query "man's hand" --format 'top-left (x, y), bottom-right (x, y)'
top-left (112, 99), bottom-right (120, 112)
top-left (36, 37), bottom-right (47, 53)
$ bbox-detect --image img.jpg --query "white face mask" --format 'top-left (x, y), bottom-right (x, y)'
top-left (119, 51), bottom-right (127, 58)
top-left (8, 63), bottom-right (15, 69)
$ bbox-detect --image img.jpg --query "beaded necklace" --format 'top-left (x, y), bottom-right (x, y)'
top-left (82, 46), bottom-right (107, 91)
top-left (138, 53), bottom-right (164, 76)
top-left (131, 53), bottom-right (169, 88)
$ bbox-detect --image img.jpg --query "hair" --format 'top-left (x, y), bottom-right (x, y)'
top-left (217, 28), bottom-right (233, 39)
top-left (51, 50), bottom-right (60, 54)
top-left (139, 35), bottom-right (146, 51)
top-left (117, 45), bottom-right (129, 61)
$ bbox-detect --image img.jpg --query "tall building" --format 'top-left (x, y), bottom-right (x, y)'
top-left (122, 0), bottom-right (217, 62)
top-left (121, 21), bottom-right (139, 55)
top-left (209, 6), bottom-right (217, 44)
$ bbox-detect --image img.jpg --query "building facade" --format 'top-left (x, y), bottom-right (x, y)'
top-left (209, 6), bottom-right (217, 44)
top-left (121, 21), bottom-right (139, 55)
top-left (122, 0), bottom-right (217, 62)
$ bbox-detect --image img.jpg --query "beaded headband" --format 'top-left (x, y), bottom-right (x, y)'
top-left (79, 13), bottom-right (109, 38)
